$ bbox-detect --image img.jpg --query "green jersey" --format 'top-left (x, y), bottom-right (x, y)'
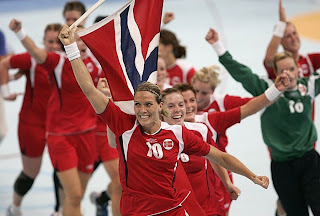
top-left (219, 51), bottom-right (320, 161)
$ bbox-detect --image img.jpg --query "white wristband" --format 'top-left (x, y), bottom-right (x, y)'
top-left (0, 84), bottom-right (11, 98)
top-left (265, 84), bottom-right (281, 101)
top-left (64, 42), bottom-right (81, 61)
top-left (273, 21), bottom-right (287, 38)
top-left (211, 40), bottom-right (227, 56)
top-left (15, 28), bottom-right (27, 41)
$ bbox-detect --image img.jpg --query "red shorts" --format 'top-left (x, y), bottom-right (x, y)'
top-left (47, 130), bottom-right (96, 173)
top-left (94, 131), bottom-right (119, 162)
top-left (18, 121), bottom-right (46, 157)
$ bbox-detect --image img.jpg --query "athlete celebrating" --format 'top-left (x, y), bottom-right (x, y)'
top-left (58, 25), bottom-right (270, 215)
top-left (206, 27), bottom-right (320, 216)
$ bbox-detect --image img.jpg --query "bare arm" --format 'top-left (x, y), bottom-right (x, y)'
top-left (205, 146), bottom-right (269, 189)
top-left (0, 56), bottom-right (10, 85)
top-left (0, 56), bottom-right (19, 100)
top-left (209, 161), bottom-right (241, 200)
top-left (240, 71), bottom-right (290, 120)
top-left (58, 25), bottom-right (109, 114)
top-left (9, 19), bottom-right (47, 64)
top-left (264, 0), bottom-right (287, 67)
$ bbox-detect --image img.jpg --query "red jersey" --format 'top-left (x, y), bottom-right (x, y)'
top-left (181, 122), bottom-right (224, 215)
top-left (99, 101), bottom-right (211, 215)
top-left (197, 94), bottom-right (250, 151)
top-left (10, 52), bottom-right (50, 126)
top-left (167, 59), bottom-right (196, 86)
top-left (265, 53), bottom-right (320, 80)
top-left (40, 52), bottom-right (98, 134)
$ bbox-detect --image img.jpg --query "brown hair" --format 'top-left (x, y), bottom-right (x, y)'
top-left (161, 87), bottom-right (181, 102)
top-left (63, 1), bottom-right (86, 16)
top-left (160, 29), bottom-right (186, 58)
top-left (44, 23), bottom-right (63, 49)
top-left (173, 83), bottom-right (196, 96)
top-left (192, 65), bottom-right (221, 91)
top-left (135, 82), bottom-right (162, 104)
top-left (272, 51), bottom-right (297, 74)
top-left (160, 87), bottom-right (182, 118)
top-left (44, 23), bottom-right (63, 34)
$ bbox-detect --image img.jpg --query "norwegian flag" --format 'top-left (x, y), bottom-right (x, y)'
top-left (78, 0), bottom-right (163, 114)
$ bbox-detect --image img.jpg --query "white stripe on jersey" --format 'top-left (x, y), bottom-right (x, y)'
top-left (195, 113), bottom-right (218, 142)
top-left (175, 59), bottom-right (194, 83)
top-left (183, 122), bottom-right (208, 142)
top-left (161, 122), bottom-right (184, 159)
top-left (30, 57), bottom-right (37, 88)
top-left (53, 52), bottom-right (66, 89)
top-left (213, 93), bottom-right (226, 111)
top-left (121, 121), bottom-right (139, 160)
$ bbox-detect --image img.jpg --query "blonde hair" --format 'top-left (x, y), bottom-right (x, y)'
top-left (192, 65), bottom-right (221, 90)
top-left (272, 52), bottom-right (297, 74)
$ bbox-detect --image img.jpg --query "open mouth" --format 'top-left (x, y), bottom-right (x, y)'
top-left (172, 115), bottom-right (182, 120)
top-left (139, 115), bottom-right (151, 119)
top-left (186, 107), bottom-right (195, 115)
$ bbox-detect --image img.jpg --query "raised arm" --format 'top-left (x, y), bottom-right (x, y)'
top-left (240, 71), bottom-right (290, 119)
top-left (205, 146), bottom-right (269, 189)
top-left (162, 12), bottom-right (175, 25)
top-left (264, 0), bottom-right (287, 69)
top-left (9, 19), bottom-right (47, 64)
top-left (58, 25), bottom-right (109, 114)
top-left (205, 28), bottom-right (269, 96)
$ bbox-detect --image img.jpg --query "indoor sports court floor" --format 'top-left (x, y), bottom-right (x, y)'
top-left (0, 0), bottom-right (319, 215)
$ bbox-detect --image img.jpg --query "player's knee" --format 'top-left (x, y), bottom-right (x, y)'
top-left (14, 171), bottom-right (35, 196)
top-left (67, 193), bottom-right (82, 207)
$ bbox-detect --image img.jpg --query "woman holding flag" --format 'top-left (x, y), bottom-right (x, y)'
top-left (58, 23), bottom-right (272, 215)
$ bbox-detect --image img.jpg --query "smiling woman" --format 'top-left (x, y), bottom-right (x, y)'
top-left (59, 22), bottom-right (270, 215)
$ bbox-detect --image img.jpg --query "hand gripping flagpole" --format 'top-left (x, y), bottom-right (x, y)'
top-left (69, 0), bottom-right (106, 29)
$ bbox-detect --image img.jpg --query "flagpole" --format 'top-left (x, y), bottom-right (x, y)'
top-left (69, 0), bottom-right (106, 29)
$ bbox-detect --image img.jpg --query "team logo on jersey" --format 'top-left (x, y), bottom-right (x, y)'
top-left (180, 153), bottom-right (189, 162)
top-left (163, 139), bottom-right (174, 150)
top-left (298, 83), bottom-right (307, 96)
top-left (146, 138), bottom-right (157, 144)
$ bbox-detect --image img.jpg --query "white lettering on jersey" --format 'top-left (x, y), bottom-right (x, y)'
top-left (146, 142), bottom-right (163, 159)
top-left (289, 100), bottom-right (304, 113)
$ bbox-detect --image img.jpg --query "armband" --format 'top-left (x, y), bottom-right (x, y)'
top-left (15, 28), bottom-right (27, 41)
top-left (211, 40), bottom-right (227, 56)
top-left (64, 42), bottom-right (81, 61)
top-left (265, 84), bottom-right (281, 101)
top-left (273, 21), bottom-right (287, 38)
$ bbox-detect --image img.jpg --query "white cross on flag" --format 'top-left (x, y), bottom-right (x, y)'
top-left (78, 0), bottom-right (163, 114)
